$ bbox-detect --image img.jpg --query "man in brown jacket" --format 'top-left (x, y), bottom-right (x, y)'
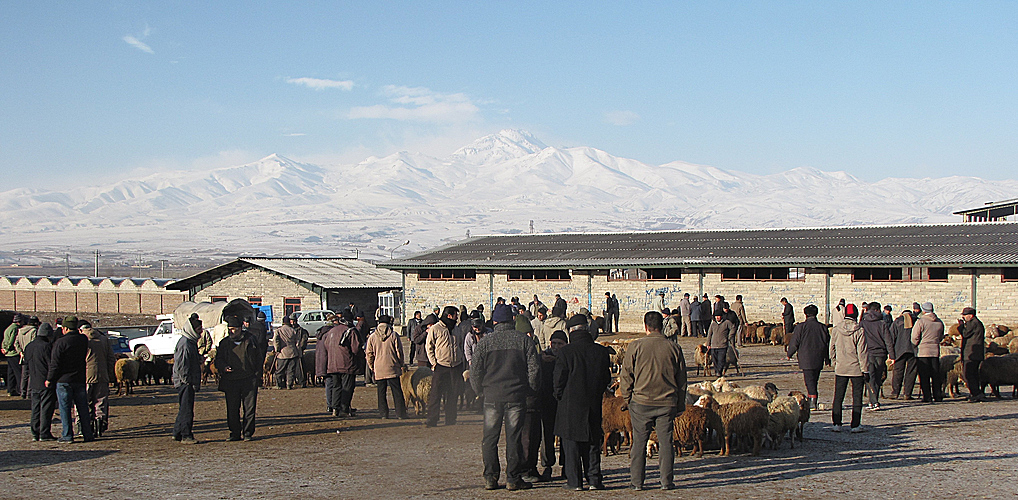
top-left (82, 320), bottom-right (115, 437)
top-left (425, 305), bottom-right (464, 427)
top-left (620, 311), bottom-right (687, 491)
top-left (365, 315), bottom-right (407, 419)
top-left (273, 316), bottom-right (306, 389)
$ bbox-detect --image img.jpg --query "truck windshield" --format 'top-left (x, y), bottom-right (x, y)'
top-left (155, 322), bottom-right (173, 335)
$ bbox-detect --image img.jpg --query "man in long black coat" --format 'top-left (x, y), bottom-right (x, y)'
top-left (958, 307), bottom-right (986, 402)
top-left (786, 304), bottom-right (830, 410)
top-left (553, 315), bottom-right (612, 491)
top-left (781, 298), bottom-right (795, 337)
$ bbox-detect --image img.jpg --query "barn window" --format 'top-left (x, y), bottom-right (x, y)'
top-left (1003, 268), bottom-right (1018, 282)
top-left (247, 296), bottom-right (262, 306)
top-left (852, 267), bottom-right (948, 282)
top-left (507, 269), bottom-right (571, 281)
top-left (210, 296), bottom-right (228, 303)
top-left (284, 298), bottom-right (302, 316)
top-left (609, 268), bottom-right (682, 281)
top-left (721, 268), bottom-right (805, 281)
top-left (418, 269), bottom-right (477, 281)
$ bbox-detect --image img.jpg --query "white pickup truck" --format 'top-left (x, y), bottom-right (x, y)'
top-left (128, 314), bottom-right (179, 361)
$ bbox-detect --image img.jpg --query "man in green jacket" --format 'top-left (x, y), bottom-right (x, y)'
top-left (2, 314), bottom-right (27, 397)
top-left (620, 311), bottom-right (687, 491)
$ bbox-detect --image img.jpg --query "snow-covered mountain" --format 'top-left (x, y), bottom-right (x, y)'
top-left (2, 129), bottom-right (1016, 263)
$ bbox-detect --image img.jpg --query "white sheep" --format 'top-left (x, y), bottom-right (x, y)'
top-left (765, 395), bottom-right (801, 449)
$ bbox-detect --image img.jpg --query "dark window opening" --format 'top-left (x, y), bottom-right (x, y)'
top-left (507, 269), bottom-right (571, 281)
top-left (1003, 268), bottom-right (1018, 282)
top-left (247, 296), bottom-right (262, 306)
top-left (210, 296), bottom-right (228, 303)
top-left (418, 269), bottom-right (477, 281)
top-left (284, 298), bottom-right (301, 316)
top-left (609, 268), bottom-right (682, 281)
top-left (853, 267), bottom-right (948, 282)
top-left (721, 268), bottom-right (804, 281)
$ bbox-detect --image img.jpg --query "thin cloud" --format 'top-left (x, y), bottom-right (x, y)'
top-left (123, 35), bottom-right (154, 54)
top-left (286, 77), bottom-right (354, 91)
top-left (283, 133), bottom-right (307, 137)
top-left (605, 110), bottom-right (639, 126)
top-left (348, 85), bottom-right (480, 123)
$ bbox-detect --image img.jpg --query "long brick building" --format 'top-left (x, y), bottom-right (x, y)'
top-left (0, 276), bottom-right (184, 315)
top-left (380, 222), bottom-right (1018, 331)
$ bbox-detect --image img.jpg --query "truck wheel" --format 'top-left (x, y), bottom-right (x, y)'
top-left (135, 345), bottom-right (152, 362)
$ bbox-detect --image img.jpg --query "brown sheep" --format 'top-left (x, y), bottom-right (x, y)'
top-left (261, 352), bottom-right (276, 388)
top-left (674, 404), bottom-right (723, 458)
top-left (702, 395), bottom-right (768, 456)
top-left (788, 390), bottom-right (810, 443)
top-left (601, 394), bottom-right (632, 456)
top-left (1009, 338), bottom-right (1018, 355)
top-left (114, 357), bottom-right (140, 396)
top-left (401, 366), bottom-right (433, 416)
top-left (694, 344), bottom-right (711, 377)
top-left (941, 355), bottom-right (964, 397)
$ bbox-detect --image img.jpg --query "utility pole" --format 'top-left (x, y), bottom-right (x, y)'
top-left (94, 250), bottom-right (100, 277)
top-left (160, 260), bottom-right (166, 278)
top-left (65, 254), bottom-right (70, 276)
top-left (530, 220), bottom-right (535, 234)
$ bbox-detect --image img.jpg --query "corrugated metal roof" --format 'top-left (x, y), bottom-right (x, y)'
top-left (381, 222), bottom-right (1018, 269)
top-left (168, 258), bottom-right (402, 291)
top-left (241, 258), bottom-right (402, 289)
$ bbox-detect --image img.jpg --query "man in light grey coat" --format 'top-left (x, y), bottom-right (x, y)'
top-left (911, 302), bottom-right (945, 403)
top-left (678, 293), bottom-right (692, 337)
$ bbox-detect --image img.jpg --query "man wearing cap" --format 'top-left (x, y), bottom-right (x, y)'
top-left (958, 307), bottom-right (986, 402)
top-left (651, 292), bottom-right (666, 313)
top-left (602, 293), bottom-right (614, 335)
top-left (365, 315), bottom-right (408, 419)
top-left (911, 302), bottom-right (945, 403)
top-left (2, 313), bottom-right (27, 397)
top-left (47, 316), bottom-right (94, 443)
top-left (553, 314), bottom-right (612, 490)
top-left (273, 315), bottom-right (302, 390)
top-left (537, 329), bottom-right (567, 481)
top-left (732, 295), bottom-right (748, 347)
top-left (318, 311), bottom-right (361, 418)
top-left (708, 310), bottom-right (734, 377)
top-left (215, 315), bottom-right (262, 440)
top-left (82, 320), bottom-right (115, 436)
top-left (471, 303), bottom-right (540, 491)
top-left (412, 313), bottom-right (436, 368)
top-left (678, 293), bottom-right (692, 338)
top-left (699, 294), bottom-right (712, 337)
top-left (16, 316), bottom-right (40, 398)
top-left (173, 313), bottom-right (204, 444)
top-left (781, 298), bottom-right (795, 338)
top-left (662, 308), bottom-right (679, 343)
top-left (860, 302), bottom-right (896, 410)
top-left (425, 306), bottom-right (464, 427)
top-left (620, 311), bottom-right (686, 490)
top-left (24, 323), bottom-right (57, 441)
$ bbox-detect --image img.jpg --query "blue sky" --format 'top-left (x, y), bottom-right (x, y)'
top-left (2, 2), bottom-right (1016, 187)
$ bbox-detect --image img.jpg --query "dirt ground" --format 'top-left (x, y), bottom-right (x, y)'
top-left (2, 334), bottom-right (1017, 500)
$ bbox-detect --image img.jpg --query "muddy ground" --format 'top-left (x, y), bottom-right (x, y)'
top-left (2, 334), bottom-right (1016, 500)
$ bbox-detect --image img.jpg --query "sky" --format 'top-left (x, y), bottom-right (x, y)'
top-left (2, 2), bottom-right (1017, 188)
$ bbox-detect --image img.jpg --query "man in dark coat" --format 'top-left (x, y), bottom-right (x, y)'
top-left (173, 313), bottom-right (203, 444)
top-left (620, 311), bottom-right (687, 491)
top-left (553, 315), bottom-right (611, 491)
top-left (860, 302), bottom-right (896, 410)
top-left (888, 309), bottom-right (918, 399)
top-left (696, 294), bottom-right (709, 337)
top-left (689, 296), bottom-right (702, 339)
top-left (215, 315), bottom-right (262, 441)
top-left (471, 304), bottom-right (540, 491)
top-left (47, 316), bottom-right (94, 443)
top-left (404, 311), bottom-right (423, 365)
top-left (318, 311), bottom-right (361, 418)
top-left (412, 313), bottom-right (436, 368)
top-left (538, 330), bottom-right (567, 481)
top-left (24, 323), bottom-right (57, 441)
top-left (781, 298), bottom-right (795, 337)
top-left (786, 304), bottom-right (830, 410)
top-left (958, 307), bottom-right (986, 402)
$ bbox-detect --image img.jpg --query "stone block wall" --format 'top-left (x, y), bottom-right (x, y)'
top-left (828, 269), bottom-right (972, 322)
top-left (192, 268), bottom-right (322, 318)
top-left (976, 269), bottom-right (1018, 325)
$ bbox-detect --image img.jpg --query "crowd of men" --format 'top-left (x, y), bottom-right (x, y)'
top-left (1, 290), bottom-right (993, 492)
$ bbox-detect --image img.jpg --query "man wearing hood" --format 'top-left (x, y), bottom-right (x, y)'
top-left (425, 306), bottom-right (464, 427)
top-left (47, 316), bottom-right (94, 443)
top-left (553, 315), bottom-right (612, 491)
top-left (860, 302), bottom-right (896, 410)
top-left (471, 304), bottom-right (540, 491)
top-left (829, 304), bottom-right (868, 433)
top-left (82, 320), bottom-right (115, 437)
top-left (888, 308), bottom-right (918, 400)
top-left (2, 313), bottom-right (27, 397)
top-left (318, 311), bottom-right (361, 418)
top-left (24, 323), bottom-right (57, 441)
top-left (412, 313), bottom-right (436, 368)
top-left (173, 313), bottom-right (204, 444)
top-left (620, 311), bottom-right (686, 491)
top-left (365, 315), bottom-right (407, 419)
top-left (911, 302), bottom-right (945, 403)
top-left (215, 315), bottom-right (262, 440)
top-left (541, 306), bottom-right (566, 350)
top-left (786, 304), bottom-right (831, 411)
